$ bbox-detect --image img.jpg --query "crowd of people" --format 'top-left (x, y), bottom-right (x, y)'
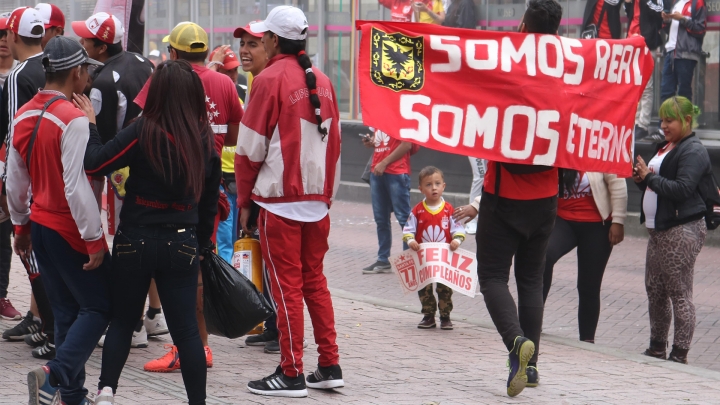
top-left (0, 0), bottom-right (713, 404)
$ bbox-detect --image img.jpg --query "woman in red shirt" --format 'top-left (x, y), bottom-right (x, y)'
top-left (542, 171), bottom-right (627, 347)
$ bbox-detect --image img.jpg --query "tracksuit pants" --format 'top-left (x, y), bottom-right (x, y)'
top-left (258, 208), bottom-right (339, 377)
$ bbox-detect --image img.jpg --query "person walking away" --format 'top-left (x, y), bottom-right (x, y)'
top-left (659, 0), bottom-right (706, 116)
top-left (442, 0), bottom-right (477, 28)
top-left (236, 6), bottom-right (343, 398)
top-left (35, 3), bottom-right (64, 49)
top-left (7, 35), bottom-right (109, 405)
top-left (542, 171), bottom-right (627, 345)
top-left (82, 59), bottom-right (220, 405)
top-left (403, 166), bottom-right (465, 330)
top-left (634, 96), bottom-right (709, 365)
top-left (0, 6), bottom-right (57, 361)
top-left (463, 157), bottom-right (486, 234)
top-left (361, 127), bottom-right (412, 274)
top-left (135, 21), bottom-right (243, 373)
top-left (452, 0), bottom-right (562, 396)
top-left (0, 12), bottom-right (20, 321)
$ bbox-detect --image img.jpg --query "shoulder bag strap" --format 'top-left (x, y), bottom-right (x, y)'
top-left (25, 95), bottom-right (65, 169)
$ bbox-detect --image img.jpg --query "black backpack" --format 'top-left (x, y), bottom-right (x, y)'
top-left (700, 172), bottom-right (720, 230)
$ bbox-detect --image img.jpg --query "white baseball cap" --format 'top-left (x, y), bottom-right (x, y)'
top-left (250, 6), bottom-right (308, 41)
top-left (71, 12), bottom-right (124, 45)
top-left (6, 7), bottom-right (45, 39)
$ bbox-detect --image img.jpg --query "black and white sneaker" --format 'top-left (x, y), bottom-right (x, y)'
top-left (306, 364), bottom-right (344, 390)
top-left (245, 329), bottom-right (278, 346)
top-left (25, 332), bottom-right (47, 348)
top-left (32, 341), bottom-right (56, 360)
top-left (247, 366), bottom-right (308, 398)
top-left (2, 311), bottom-right (41, 341)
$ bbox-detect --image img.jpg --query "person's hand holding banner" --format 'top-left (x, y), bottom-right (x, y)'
top-left (390, 242), bottom-right (478, 298)
top-left (356, 21), bottom-right (654, 177)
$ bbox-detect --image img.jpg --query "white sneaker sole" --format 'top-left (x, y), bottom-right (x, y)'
top-left (247, 386), bottom-right (308, 398)
top-left (307, 379), bottom-right (344, 389)
top-left (146, 329), bottom-right (169, 337)
top-left (0, 313), bottom-right (22, 320)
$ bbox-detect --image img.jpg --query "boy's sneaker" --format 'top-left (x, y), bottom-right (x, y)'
top-left (144, 311), bottom-right (169, 337)
top-left (362, 261), bottom-right (391, 274)
top-left (25, 332), bottom-right (47, 348)
top-left (27, 365), bottom-right (59, 405)
top-left (245, 329), bottom-right (278, 346)
top-left (0, 297), bottom-right (22, 320)
top-left (95, 386), bottom-right (114, 405)
top-left (2, 311), bottom-right (41, 340)
top-left (98, 326), bottom-right (148, 348)
top-left (264, 338), bottom-right (308, 354)
top-left (205, 346), bottom-right (213, 368)
top-left (440, 316), bottom-right (453, 330)
top-left (526, 366), bottom-right (539, 387)
top-left (32, 341), bottom-right (56, 360)
top-left (417, 315), bottom-right (436, 329)
top-left (306, 364), bottom-right (344, 390)
top-left (247, 366), bottom-right (308, 398)
top-left (506, 336), bottom-right (535, 397)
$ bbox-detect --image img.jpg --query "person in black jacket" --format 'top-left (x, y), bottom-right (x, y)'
top-left (442, 0), bottom-right (477, 29)
top-left (581, 0), bottom-right (624, 39)
top-left (633, 96), bottom-right (709, 365)
top-left (79, 60), bottom-right (220, 405)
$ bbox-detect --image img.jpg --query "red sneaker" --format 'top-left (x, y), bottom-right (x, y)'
top-left (205, 346), bottom-right (213, 368)
top-left (144, 344), bottom-right (180, 373)
top-left (0, 298), bottom-right (21, 320)
top-left (143, 344), bottom-right (214, 372)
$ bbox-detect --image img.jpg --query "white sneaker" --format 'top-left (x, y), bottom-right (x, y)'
top-left (98, 326), bottom-right (149, 348)
top-left (144, 311), bottom-right (169, 337)
top-left (465, 221), bottom-right (477, 235)
top-left (95, 387), bottom-right (114, 405)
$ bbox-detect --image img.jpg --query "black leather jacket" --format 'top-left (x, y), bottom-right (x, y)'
top-left (637, 133), bottom-right (710, 230)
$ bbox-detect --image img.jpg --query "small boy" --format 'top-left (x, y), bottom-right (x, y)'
top-left (403, 166), bottom-right (465, 330)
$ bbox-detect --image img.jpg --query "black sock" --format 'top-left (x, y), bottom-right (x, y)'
top-left (134, 318), bottom-right (143, 332)
top-left (48, 369), bottom-right (60, 387)
top-left (146, 306), bottom-right (161, 320)
top-left (528, 362), bottom-right (537, 368)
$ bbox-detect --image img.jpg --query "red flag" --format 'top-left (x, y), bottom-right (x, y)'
top-left (357, 21), bottom-right (654, 177)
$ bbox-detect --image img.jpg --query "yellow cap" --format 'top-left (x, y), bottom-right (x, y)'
top-left (164, 22), bottom-right (208, 53)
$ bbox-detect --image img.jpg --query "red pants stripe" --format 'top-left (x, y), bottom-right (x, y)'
top-left (258, 208), bottom-right (339, 377)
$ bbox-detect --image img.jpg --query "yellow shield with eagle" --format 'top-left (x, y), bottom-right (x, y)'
top-left (370, 28), bottom-right (424, 92)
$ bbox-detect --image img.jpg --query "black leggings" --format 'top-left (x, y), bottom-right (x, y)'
top-left (542, 217), bottom-right (613, 342)
top-left (98, 225), bottom-right (206, 405)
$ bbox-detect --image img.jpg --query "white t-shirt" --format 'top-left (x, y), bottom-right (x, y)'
top-left (256, 201), bottom-right (328, 223)
top-left (643, 144), bottom-right (673, 229)
top-left (665, 0), bottom-right (690, 52)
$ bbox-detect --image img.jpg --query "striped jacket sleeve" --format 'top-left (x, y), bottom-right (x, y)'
top-left (234, 76), bottom-right (279, 209)
top-left (6, 120), bottom-right (31, 234)
top-left (403, 211), bottom-right (418, 242)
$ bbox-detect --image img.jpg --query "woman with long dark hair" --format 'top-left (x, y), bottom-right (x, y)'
top-left (234, 6), bottom-right (343, 398)
top-left (77, 59), bottom-right (220, 405)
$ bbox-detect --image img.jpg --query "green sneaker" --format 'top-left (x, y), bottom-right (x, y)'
top-left (506, 336), bottom-right (535, 397)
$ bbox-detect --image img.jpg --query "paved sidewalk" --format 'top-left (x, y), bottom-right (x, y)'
top-left (0, 200), bottom-right (718, 404)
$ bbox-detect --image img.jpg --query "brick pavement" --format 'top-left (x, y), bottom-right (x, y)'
top-left (323, 201), bottom-right (720, 371)
top-left (0, 200), bottom-right (718, 404)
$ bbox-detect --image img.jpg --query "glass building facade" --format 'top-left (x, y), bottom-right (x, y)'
top-left (1, 0), bottom-right (718, 133)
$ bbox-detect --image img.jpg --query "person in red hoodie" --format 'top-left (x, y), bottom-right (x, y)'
top-left (235, 5), bottom-right (343, 398)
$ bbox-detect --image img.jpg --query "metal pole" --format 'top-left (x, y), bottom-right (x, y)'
top-left (210, 0), bottom-right (214, 50)
top-left (317, 0), bottom-right (325, 71)
top-left (144, 0), bottom-right (149, 56)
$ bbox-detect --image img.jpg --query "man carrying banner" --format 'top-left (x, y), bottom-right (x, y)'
top-left (454, 0), bottom-right (562, 397)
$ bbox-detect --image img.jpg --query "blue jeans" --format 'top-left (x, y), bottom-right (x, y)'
top-left (98, 225), bottom-right (206, 405)
top-left (370, 173), bottom-right (411, 263)
top-left (660, 54), bottom-right (697, 104)
top-left (31, 222), bottom-right (111, 405)
top-left (217, 185), bottom-right (238, 263)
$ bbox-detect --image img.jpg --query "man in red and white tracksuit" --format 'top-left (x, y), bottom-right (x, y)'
top-left (235, 5), bottom-right (343, 398)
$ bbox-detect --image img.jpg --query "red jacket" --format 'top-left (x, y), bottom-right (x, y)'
top-left (7, 91), bottom-right (106, 254)
top-left (235, 54), bottom-right (341, 209)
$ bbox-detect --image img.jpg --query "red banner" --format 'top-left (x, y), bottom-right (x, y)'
top-left (357, 21), bottom-right (654, 177)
